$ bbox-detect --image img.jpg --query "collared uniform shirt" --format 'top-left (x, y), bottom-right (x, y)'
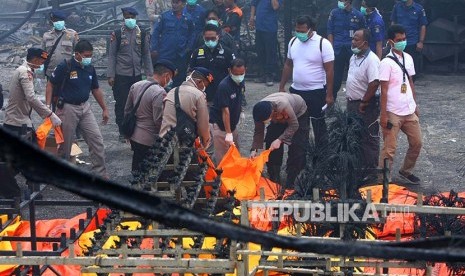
top-left (287, 32), bottom-right (335, 91)
top-left (50, 58), bottom-right (99, 104)
top-left (366, 9), bottom-right (385, 53)
top-left (150, 10), bottom-right (196, 60)
top-left (209, 75), bottom-right (244, 132)
top-left (252, 93), bottom-right (307, 149)
top-left (346, 50), bottom-right (380, 100)
top-left (189, 44), bottom-right (235, 102)
top-left (160, 81), bottom-right (210, 143)
top-left (124, 80), bottom-right (166, 146)
top-left (251, 0), bottom-right (283, 33)
top-left (107, 25), bottom-right (153, 78)
top-left (41, 28), bottom-right (79, 77)
top-left (183, 4), bottom-right (207, 38)
top-left (5, 61), bottom-right (52, 127)
top-left (391, 1), bottom-right (428, 45)
top-left (327, 7), bottom-right (366, 54)
top-left (379, 51), bottom-right (416, 116)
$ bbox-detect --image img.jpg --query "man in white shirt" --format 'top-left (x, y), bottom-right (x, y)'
top-left (279, 15), bottom-right (335, 147)
top-left (346, 28), bottom-right (380, 169)
top-left (379, 24), bottom-right (422, 184)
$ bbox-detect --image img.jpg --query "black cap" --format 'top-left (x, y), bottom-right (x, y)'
top-left (154, 59), bottom-right (177, 75)
top-left (253, 101), bottom-right (272, 122)
top-left (192, 67), bottom-right (214, 83)
top-left (121, 7), bottom-right (139, 16)
top-left (50, 10), bottom-right (70, 20)
top-left (27, 48), bottom-right (48, 60)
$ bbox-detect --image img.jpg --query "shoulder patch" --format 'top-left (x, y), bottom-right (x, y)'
top-left (198, 48), bottom-right (204, 56)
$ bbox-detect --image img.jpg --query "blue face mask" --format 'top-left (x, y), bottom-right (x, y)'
top-left (338, 1), bottom-right (346, 9)
top-left (295, 31), bottom-right (310, 42)
top-left (393, 40), bottom-right (407, 52)
top-left (37, 64), bottom-right (44, 73)
top-left (360, 6), bottom-right (367, 15)
top-left (351, 46), bottom-right (361, 54)
top-left (187, 0), bottom-right (197, 5)
top-left (124, 18), bottom-right (137, 29)
top-left (231, 74), bottom-right (245, 84)
top-left (206, 20), bottom-right (219, 27)
top-left (81, 57), bottom-right (92, 66)
top-left (204, 39), bottom-right (218, 49)
top-left (53, 21), bottom-right (65, 31)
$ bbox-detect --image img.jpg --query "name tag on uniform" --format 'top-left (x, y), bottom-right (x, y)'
top-left (70, 71), bottom-right (78, 79)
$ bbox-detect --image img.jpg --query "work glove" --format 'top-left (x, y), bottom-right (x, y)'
top-left (225, 132), bottom-right (235, 145)
top-left (250, 149), bottom-right (257, 158)
top-left (270, 139), bottom-right (282, 151)
top-left (50, 112), bottom-right (62, 127)
top-left (238, 112), bottom-right (245, 128)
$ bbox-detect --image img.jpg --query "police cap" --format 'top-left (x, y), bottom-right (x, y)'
top-left (154, 59), bottom-right (177, 75)
top-left (193, 67), bottom-right (214, 83)
top-left (50, 10), bottom-right (70, 20)
top-left (121, 7), bottom-right (139, 16)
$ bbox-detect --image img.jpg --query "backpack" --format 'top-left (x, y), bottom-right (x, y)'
top-left (290, 36), bottom-right (324, 52)
top-left (121, 82), bottom-right (157, 138)
top-left (174, 86), bottom-right (197, 146)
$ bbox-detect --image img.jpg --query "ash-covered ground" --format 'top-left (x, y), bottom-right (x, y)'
top-left (1, 41), bottom-right (465, 219)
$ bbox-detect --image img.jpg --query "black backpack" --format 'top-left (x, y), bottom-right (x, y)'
top-left (174, 86), bottom-right (197, 146)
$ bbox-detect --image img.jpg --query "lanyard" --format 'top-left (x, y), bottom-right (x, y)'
top-left (354, 49), bottom-right (370, 67)
top-left (391, 50), bottom-right (406, 83)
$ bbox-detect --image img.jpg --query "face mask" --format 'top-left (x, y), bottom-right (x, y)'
top-left (124, 18), bottom-right (137, 29)
top-left (295, 31), bottom-right (310, 42)
top-left (231, 74), bottom-right (245, 84)
top-left (393, 40), bottom-right (407, 52)
top-left (206, 19), bottom-right (219, 27)
top-left (81, 57), bottom-right (92, 66)
top-left (36, 64), bottom-right (44, 73)
top-left (401, 0), bottom-right (408, 2)
top-left (338, 1), bottom-right (346, 9)
top-left (187, 74), bottom-right (206, 92)
top-left (164, 75), bottom-right (173, 89)
top-left (187, 0), bottom-right (197, 5)
top-left (351, 46), bottom-right (361, 54)
top-left (360, 6), bottom-right (367, 15)
top-left (53, 21), bottom-right (65, 31)
top-left (204, 39), bottom-right (218, 49)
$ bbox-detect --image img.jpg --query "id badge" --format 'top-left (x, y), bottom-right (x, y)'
top-left (401, 83), bottom-right (407, 93)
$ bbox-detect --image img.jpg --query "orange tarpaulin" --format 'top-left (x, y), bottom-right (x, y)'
top-left (217, 146), bottom-right (271, 200)
top-left (35, 117), bottom-right (64, 149)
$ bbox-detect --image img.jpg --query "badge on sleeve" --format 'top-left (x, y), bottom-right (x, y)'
top-left (70, 71), bottom-right (78, 79)
top-left (374, 26), bottom-right (380, 33)
top-left (198, 49), bottom-right (204, 56)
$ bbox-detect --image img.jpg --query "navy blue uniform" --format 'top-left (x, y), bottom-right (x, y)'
top-left (366, 9), bottom-right (385, 54)
top-left (251, 0), bottom-right (283, 79)
top-left (327, 6), bottom-right (366, 99)
top-left (189, 44), bottom-right (235, 103)
top-left (50, 59), bottom-right (99, 103)
top-left (184, 4), bottom-right (207, 39)
top-left (151, 11), bottom-right (196, 86)
top-left (209, 75), bottom-right (244, 132)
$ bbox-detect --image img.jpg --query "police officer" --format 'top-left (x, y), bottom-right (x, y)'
top-left (391, 0), bottom-right (428, 76)
top-left (46, 40), bottom-right (110, 178)
top-left (189, 24), bottom-right (235, 105)
top-left (327, 0), bottom-right (366, 99)
top-left (107, 7), bottom-right (153, 142)
top-left (41, 10), bottom-right (79, 78)
top-left (4, 48), bottom-right (61, 138)
top-left (151, 0), bottom-right (196, 87)
top-left (361, 0), bottom-right (385, 59)
top-left (209, 58), bottom-right (246, 164)
top-left (184, 0), bottom-right (207, 38)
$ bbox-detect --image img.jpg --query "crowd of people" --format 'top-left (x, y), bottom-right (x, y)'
top-left (3, 0), bottom-right (428, 191)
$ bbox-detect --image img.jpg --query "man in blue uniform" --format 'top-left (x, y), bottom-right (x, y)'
top-left (189, 24), bottom-right (235, 105)
top-left (46, 40), bottom-right (110, 177)
top-left (361, 0), bottom-right (385, 59)
top-left (209, 58), bottom-right (246, 163)
top-left (249, 0), bottom-right (282, 87)
top-left (327, 0), bottom-right (366, 99)
top-left (184, 0), bottom-right (207, 39)
top-left (150, 0), bottom-right (196, 86)
top-left (391, 0), bottom-right (428, 76)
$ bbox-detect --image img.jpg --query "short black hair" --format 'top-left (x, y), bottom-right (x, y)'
top-left (387, 24), bottom-right (406, 40)
top-left (74, 40), bottom-right (93, 53)
top-left (359, 28), bottom-right (371, 42)
top-left (365, 0), bottom-right (379, 8)
top-left (153, 64), bottom-right (172, 75)
top-left (203, 23), bottom-right (219, 34)
top-left (295, 15), bottom-right (315, 30)
top-left (205, 9), bottom-right (219, 20)
top-left (253, 101), bottom-right (272, 122)
top-left (230, 58), bottom-right (245, 69)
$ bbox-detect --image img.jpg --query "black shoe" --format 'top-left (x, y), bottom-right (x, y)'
top-left (399, 171), bottom-right (420, 184)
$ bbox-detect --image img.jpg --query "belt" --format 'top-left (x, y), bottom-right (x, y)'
top-left (346, 97), bottom-right (362, 102)
top-left (64, 100), bottom-right (86, 105)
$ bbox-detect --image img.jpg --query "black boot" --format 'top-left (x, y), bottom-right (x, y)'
top-left (267, 165), bottom-right (282, 184)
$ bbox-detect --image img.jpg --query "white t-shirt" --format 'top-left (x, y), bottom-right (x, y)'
top-left (346, 50), bottom-right (380, 100)
top-left (288, 32), bottom-right (335, 91)
top-left (379, 51), bottom-right (416, 116)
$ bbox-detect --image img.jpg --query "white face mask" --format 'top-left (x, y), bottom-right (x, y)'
top-left (187, 73), bottom-right (206, 92)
